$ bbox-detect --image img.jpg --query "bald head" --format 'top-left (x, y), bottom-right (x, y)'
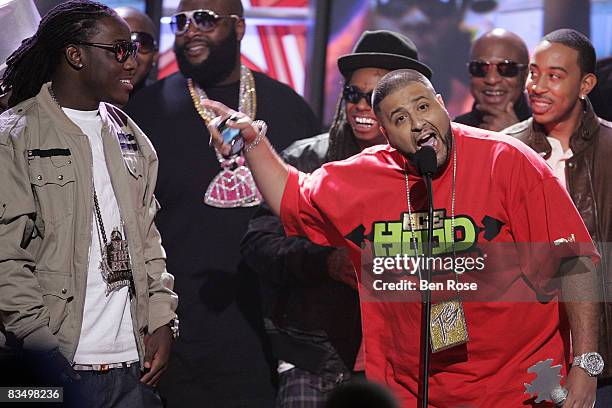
top-left (468, 28), bottom-right (529, 116)
top-left (471, 28), bottom-right (528, 64)
top-left (115, 7), bottom-right (158, 92)
top-left (115, 7), bottom-right (155, 36)
top-left (372, 69), bottom-right (436, 116)
top-left (177, 0), bottom-right (244, 16)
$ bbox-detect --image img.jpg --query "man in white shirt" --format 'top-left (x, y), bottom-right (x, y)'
top-left (0, 2), bottom-right (178, 406)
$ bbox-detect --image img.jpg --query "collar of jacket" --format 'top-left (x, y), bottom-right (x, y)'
top-left (36, 82), bottom-right (129, 137)
top-left (527, 97), bottom-right (600, 159)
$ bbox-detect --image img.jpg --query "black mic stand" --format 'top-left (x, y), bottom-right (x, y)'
top-left (419, 173), bottom-right (434, 408)
top-left (411, 147), bottom-right (437, 408)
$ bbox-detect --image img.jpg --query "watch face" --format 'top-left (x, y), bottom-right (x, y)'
top-left (584, 353), bottom-right (605, 376)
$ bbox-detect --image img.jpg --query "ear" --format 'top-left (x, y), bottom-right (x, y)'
top-left (235, 17), bottom-right (245, 42)
top-left (579, 73), bottom-right (597, 98)
top-left (64, 45), bottom-right (84, 70)
top-left (436, 93), bottom-right (446, 109)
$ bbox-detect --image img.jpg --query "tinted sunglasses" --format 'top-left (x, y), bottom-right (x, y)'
top-left (170, 9), bottom-right (240, 35)
top-left (75, 40), bottom-right (139, 63)
top-left (468, 60), bottom-right (527, 78)
top-left (131, 31), bottom-right (157, 54)
top-left (343, 85), bottom-right (373, 107)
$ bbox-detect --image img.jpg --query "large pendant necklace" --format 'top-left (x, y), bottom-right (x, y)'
top-left (404, 145), bottom-right (469, 353)
top-left (188, 65), bottom-right (262, 208)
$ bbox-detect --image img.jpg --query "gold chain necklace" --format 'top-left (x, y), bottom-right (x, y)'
top-left (404, 145), bottom-right (469, 353)
top-left (187, 65), bottom-right (263, 208)
top-left (187, 64), bottom-right (257, 124)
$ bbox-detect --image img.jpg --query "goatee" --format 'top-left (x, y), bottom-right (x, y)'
top-left (175, 27), bottom-right (239, 87)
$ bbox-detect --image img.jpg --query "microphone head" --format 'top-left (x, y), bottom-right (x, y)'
top-left (411, 146), bottom-right (437, 176)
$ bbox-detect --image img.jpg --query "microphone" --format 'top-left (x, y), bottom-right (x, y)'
top-left (411, 146), bottom-right (437, 177)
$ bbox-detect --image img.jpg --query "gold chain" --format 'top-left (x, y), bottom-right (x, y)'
top-left (187, 64), bottom-right (257, 125)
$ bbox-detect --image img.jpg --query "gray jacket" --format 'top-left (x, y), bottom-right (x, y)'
top-left (0, 83), bottom-right (178, 364)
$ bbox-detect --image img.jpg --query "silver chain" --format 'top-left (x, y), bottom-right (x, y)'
top-left (404, 144), bottom-right (460, 292)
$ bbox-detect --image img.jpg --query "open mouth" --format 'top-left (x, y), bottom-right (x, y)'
top-left (481, 89), bottom-right (508, 104)
top-left (483, 90), bottom-right (506, 96)
top-left (529, 97), bottom-right (553, 114)
top-left (353, 116), bottom-right (376, 130)
top-left (417, 132), bottom-right (438, 150)
top-left (119, 79), bottom-right (133, 92)
top-left (185, 42), bottom-right (208, 57)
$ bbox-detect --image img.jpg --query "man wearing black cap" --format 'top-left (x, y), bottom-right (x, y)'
top-left (241, 30), bottom-right (430, 407)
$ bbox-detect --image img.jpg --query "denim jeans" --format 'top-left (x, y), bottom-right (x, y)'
top-left (64, 363), bottom-right (162, 408)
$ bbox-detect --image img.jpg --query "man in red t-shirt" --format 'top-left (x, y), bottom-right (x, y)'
top-left (204, 70), bottom-right (600, 407)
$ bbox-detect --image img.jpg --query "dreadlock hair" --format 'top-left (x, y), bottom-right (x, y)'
top-left (325, 80), bottom-right (362, 163)
top-left (1, 0), bottom-right (115, 108)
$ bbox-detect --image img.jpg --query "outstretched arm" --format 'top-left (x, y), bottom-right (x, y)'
top-left (203, 99), bottom-right (288, 216)
top-left (560, 256), bottom-right (599, 408)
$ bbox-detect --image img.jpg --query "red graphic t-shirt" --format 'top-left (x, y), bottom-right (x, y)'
top-left (280, 123), bottom-right (599, 407)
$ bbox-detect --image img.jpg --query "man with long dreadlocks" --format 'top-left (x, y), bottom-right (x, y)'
top-left (240, 30), bottom-right (432, 407)
top-left (0, 1), bottom-right (178, 406)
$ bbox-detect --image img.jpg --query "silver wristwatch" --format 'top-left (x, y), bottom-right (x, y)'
top-left (573, 352), bottom-right (604, 376)
top-left (165, 318), bottom-right (180, 339)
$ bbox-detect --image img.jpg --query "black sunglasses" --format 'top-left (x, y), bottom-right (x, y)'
top-left (170, 9), bottom-right (240, 35)
top-left (343, 85), bottom-right (373, 107)
top-left (75, 40), bottom-right (139, 63)
top-left (468, 60), bottom-right (527, 78)
top-left (131, 31), bottom-right (157, 54)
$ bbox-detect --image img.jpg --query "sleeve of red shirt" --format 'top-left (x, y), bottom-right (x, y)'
top-left (508, 154), bottom-right (600, 293)
top-left (280, 165), bottom-right (346, 249)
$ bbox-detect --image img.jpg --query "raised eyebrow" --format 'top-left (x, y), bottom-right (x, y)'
top-left (388, 106), bottom-right (408, 120)
top-left (388, 96), bottom-right (430, 119)
top-left (548, 66), bottom-right (569, 74)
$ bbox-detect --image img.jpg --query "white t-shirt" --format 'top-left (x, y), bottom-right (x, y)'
top-left (545, 136), bottom-right (573, 188)
top-left (63, 107), bottom-right (138, 364)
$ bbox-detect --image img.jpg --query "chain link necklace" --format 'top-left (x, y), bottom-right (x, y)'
top-left (48, 84), bottom-right (134, 295)
top-left (187, 65), bottom-right (262, 208)
top-left (403, 144), bottom-right (469, 353)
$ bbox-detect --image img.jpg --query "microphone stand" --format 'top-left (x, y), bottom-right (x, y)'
top-left (411, 146), bottom-right (437, 408)
top-left (419, 173), bottom-right (434, 408)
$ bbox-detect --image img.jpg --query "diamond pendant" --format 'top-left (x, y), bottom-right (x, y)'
top-left (204, 155), bottom-right (262, 208)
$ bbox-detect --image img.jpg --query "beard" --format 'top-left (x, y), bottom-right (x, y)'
top-left (174, 27), bottom-right (240, 87)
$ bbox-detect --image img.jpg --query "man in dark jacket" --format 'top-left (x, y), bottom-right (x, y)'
top-left (504, 29), bottom-right (612, 407)
top-left (455, 28), bottom-right (531, 131)
top-left (124, 0), bottom-right (319, 406)
top-left (241, 30), bottom-right (432, 407)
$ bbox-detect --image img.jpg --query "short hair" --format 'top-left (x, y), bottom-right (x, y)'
top-left (542, 29), bottom-right (596, 75)
top-left (1, 0), bottom-right (115, 108)
top-left (372, 69), bottom-right (435, 116)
